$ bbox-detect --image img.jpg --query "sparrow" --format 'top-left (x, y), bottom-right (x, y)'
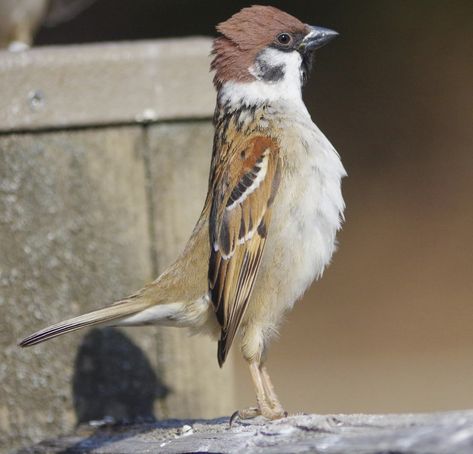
top-left (0, 0), bottom-right (96, 50)
top-left (0, 0), bottom-right (49, 49)
top-left (19, 5), bottom-right (346, 421)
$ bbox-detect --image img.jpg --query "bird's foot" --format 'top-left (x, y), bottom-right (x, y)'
top-left (229, 403), bottom-right (287, 426)
top-left (259, 401), bottom-right (287, 420)
top-left (264, 394), bottom-right (287, 417)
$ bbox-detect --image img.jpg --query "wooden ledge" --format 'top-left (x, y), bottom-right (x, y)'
top-left (0, 37), bottom-right (214, 133)
top-left (20, 410), bottom-right (473, 453)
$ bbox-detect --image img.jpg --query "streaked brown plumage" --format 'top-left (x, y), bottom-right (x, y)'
top-left (209, 123), bottom-right (281, 366)
top-left (19, 5), bottom-right (346, 421)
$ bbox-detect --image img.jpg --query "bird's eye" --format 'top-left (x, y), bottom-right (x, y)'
top-left (277, 33), bottom-right (292, 45)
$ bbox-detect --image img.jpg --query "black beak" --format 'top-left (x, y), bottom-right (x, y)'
top-left (300, 26), bottom-right (339, 52)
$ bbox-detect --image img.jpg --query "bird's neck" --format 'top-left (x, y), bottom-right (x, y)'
top-left (217, 79), bottom-right (303, 112)
top-left (215, 80), bottom-right (310, 132)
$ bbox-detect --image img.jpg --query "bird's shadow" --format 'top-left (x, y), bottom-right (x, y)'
top-left (57, 327), bottom-right (170, 453)
top-left (72, 327), bottom-right (168, 424)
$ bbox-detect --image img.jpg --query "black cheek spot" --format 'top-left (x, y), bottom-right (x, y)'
top-left (261, 64), bottom-right (285, 83)
top-left (254, 54), bottom-right (286, 83)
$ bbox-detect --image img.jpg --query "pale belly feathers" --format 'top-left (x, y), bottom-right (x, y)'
top-left (240, 105), bottom-right (346, 355)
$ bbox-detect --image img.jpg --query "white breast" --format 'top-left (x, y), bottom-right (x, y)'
top-left (253, 100), bottom-right (346, 329)
top-left (278, 117), bottom-right (344, 285)
top-left (219, 78), bottom-right (346, 347)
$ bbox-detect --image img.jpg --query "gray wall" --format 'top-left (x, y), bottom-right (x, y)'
top-left (0, 38), bottom-right (235, 452)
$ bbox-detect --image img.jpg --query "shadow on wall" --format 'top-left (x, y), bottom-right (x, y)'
top-left (72, 328), bottom-right (168, 424)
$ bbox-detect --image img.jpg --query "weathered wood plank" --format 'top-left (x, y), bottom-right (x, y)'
top-left (17, 411), bottom-right (473, 454)
top-left (0, 38), bottom-right (214, 133)
top-left (0, 121), bottom-right (235, 452)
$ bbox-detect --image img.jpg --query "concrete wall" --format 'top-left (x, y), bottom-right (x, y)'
top-left (0, 38), bottom-right (235, 452)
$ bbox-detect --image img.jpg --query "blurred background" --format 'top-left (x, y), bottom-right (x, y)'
top-left (1, 0), bottom-right (472, 435)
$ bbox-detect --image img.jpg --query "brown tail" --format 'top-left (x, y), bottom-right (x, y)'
top-left (18, 298), bottom-right (152, 347)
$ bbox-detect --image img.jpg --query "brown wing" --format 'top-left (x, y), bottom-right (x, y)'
top-left (208, 134), bottom-right (281, 366)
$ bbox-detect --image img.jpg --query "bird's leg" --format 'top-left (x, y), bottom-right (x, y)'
top-left (260, 365), bottom-right (287, 416)
top-left (230, 361), bottom-right (286, 424)
top-left (230, 360), bottom-right (265, 425)
top-left (249, 361), bottom-right (285, 420)
top-left (11, 22), bottom-right (33, 47)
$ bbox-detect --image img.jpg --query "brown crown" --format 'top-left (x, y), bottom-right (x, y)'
top-left (211, 5), bottom-right (309, 89)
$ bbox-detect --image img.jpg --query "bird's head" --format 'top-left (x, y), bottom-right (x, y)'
top-left (211, 5), bottom-right (338, 96)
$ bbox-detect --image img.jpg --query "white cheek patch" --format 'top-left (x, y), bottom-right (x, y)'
top-left (250, 48), bottom-right (303, 84)
top-left (265, 47), bottom-right (302, 66)
top-left (221, 48), bottom-right (304, 107)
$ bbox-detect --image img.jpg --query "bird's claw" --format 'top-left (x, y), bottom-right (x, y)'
top-left (229, 406), bottom-right (261, 427)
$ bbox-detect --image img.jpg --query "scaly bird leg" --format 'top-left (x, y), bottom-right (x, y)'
top-left (231, 361), bottom-right (286, 425)
top-left (260, 365), bottom-right (287, 417)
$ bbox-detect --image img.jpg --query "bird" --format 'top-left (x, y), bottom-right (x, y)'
top-left (0, 0), bottom-right (96, 50)
top-left (0, 0), bottom-right (49, 49)
top-left (19, 5), bottom-right (346, 421)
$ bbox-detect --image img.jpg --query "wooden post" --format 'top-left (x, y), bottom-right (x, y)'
top-left (0, 38), bottom-right (235, 452)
